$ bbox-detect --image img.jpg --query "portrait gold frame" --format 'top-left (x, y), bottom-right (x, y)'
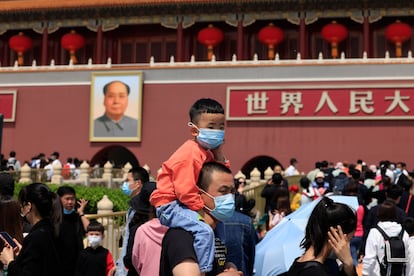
top-left (89, 71), bottom-right (143, 142)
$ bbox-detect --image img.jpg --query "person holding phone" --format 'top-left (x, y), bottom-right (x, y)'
top-left (0, 196), bottom-right (24, 275)
top-left (0, 183), bottom-right (63, 275)
top-left (287, 197), bottom-right (358, 276)
top-left (56, 186), bottom-right (89, 276)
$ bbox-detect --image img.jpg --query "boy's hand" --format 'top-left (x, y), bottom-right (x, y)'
top-left (211, 144), bottom-right (226, 163)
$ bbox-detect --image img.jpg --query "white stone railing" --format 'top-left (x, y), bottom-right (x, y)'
top-left (18, 161), bottom-right (135, 188)
top-left (3, 50), bottom-right (414, 72)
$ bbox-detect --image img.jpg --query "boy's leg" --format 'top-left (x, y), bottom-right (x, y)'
top-left (157, 200), bottom-right (215, 272)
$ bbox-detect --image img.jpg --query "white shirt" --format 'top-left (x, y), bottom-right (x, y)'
top-left (285, 165), bottom-right (299, 176)
top-left (406, 236), bottom-right (414, 276)
top-left (363, 221), bottom-right (409, 276)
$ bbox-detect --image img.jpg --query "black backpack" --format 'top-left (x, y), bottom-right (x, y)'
top-left (332, 173), bottom-right (349, 194)
top-left (375, 225), bottom-right (407, 276)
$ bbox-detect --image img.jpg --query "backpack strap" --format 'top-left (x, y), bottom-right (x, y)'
top-left (375, 225), bottom-right (390, 240)
top-left (398, 228), bottom-right (404, 240)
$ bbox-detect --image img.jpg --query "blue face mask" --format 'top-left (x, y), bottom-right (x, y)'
top-left (202, 191), bottom-right (235, 221)
top-left (188, 122), bottom-right (225, 149)
top-left (121, 181), bottom-right (132, 196)
top-left (63, 208), bottom-right (75, 215)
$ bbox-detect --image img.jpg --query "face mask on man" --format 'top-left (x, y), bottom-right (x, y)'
top-left (121, 181), bottom-right (132, 196)
top-left (201, 190), bottom-right (235, 221)
top-left (188, 122), bottom-right (224, 150)
top-left (87, 235), bottom-right (102, 249)
top-left (63, 208), bottom-right (75, 215)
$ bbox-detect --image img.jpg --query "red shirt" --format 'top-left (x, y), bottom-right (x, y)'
top-left (150, 140), bottom-right (215, 211)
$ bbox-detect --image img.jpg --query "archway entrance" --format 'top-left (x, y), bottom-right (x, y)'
top-left (241, 155), bottom-right (283, 179)
top-left (90, 145), bottom-right (139, 168)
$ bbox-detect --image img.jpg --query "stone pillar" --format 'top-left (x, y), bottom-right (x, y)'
top-left (19, 163), bottom-right (32, 184)
top-left (97, 195), bottom-right (114, 249)
top-left (249, 168), bottom-right (261, 187)
top-left (51, 162), bottom-right (63, 184)
top-left (79, 161), bottom-right (90, 186)
top-left (264, 167), bottom-right (274, 182)
top-left (97, 195), bottom-right (114, 214)
top-left (122, 162), bottom-right (132, 182)
top-left (234, 170), bottom-right (246, 184)
top-left (102, 161), bottom-right (113, 188)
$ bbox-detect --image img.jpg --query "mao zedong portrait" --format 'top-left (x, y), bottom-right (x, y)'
top-left (94, 80), bottom-right (138, 137)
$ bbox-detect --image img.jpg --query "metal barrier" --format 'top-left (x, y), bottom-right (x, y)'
top-left (85, 211), bottom-right (127, 261)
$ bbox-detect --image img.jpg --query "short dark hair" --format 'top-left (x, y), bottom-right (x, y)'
top-left (378, 200), bottom-right (397, 222)
top-left (299, 176), bottom-right (310, 190)
top-left (404, 217), bottom-right (414, 236)
top-left (301, 197), bottom-right (356, 257)
top-left (189, 98), bottom-right (224, 123)
top-left (87, 220), bottom-right (105, 234)
top-left (290, 158), bottom-right (297, 165)
top-left (197, 162), bottom-right (232, 192)
top-left (343, 180), bottom-right (359, 196)
top-left (57, 186), bottom-right (76, 197)
top-left (0, 173), bottom-right (15, 197)
top-left (9, 151), bottom-right (16, 158)
top-left (271, 173), bottom-right (283, 185)
top-left (103, 80), bottom-right (130, 95)
top-left (386, 184), bottom-right (403, 200)
top-left (128, 167), bottom-right (150, 183)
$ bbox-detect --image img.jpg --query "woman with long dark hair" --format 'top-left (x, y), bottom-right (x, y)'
top-left (288, 197), bottom-right (357, 276)
top-left (0, 183), bottom-right (63, 275)
top-left (0, 196), bottom-right (24, 275)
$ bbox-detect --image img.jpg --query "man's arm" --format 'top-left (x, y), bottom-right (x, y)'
top-left (172, 260), bottom-right (202, 276)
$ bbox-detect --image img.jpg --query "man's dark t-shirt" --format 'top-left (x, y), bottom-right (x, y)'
top-left (159, 228), bottom-right (226, 276)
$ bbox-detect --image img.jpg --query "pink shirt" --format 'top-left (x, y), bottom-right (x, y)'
top-left (132, 219), bottom-right (168, 275)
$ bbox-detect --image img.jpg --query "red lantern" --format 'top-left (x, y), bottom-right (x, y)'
top-left (9, 32), bottom-right (33, 66)
top-left (61, 30), bottom-right (85, 64)
top-left (385, 21), bottom-right (412, 57)
top-left (197, 24), bottom-right (224, 61)
top-left (258, 23), bottom-right (284, 60)
top-left (321, 21), bottom-right (348, 58)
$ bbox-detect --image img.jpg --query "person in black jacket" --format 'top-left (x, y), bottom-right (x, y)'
top-left (57, 185), bottom-right (90, 276)
top-left (0, 183), bottom-right (63, 275)
top-left (75, 220), bottom-right (115, 276)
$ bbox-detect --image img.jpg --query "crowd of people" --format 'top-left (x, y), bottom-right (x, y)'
top-left (259, 158), bottom-right (414, 276)
top-left (0, 150), bottom-right (84, 182)
top-left (2, 95), bottom-right (414, 276)
top-left (0, 172), bottom-right (116, 276)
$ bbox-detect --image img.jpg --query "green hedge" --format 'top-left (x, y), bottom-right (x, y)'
top-left (14, 183), bottom-right (130, 214)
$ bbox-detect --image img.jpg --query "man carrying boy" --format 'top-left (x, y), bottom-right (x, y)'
top-left (75, 220), bottom-right (116, 276)
top-left (150, 98), bottom-right (230, 273)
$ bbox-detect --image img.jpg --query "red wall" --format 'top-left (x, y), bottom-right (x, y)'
top-left (3, 81), bottom-right (414, 176)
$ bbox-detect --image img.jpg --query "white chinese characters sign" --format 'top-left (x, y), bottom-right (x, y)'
top-left (226, 84), bottom-right (414, 120)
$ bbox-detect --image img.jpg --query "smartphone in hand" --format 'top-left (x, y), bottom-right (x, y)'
top-left (0, 231), bottom-right (18, 248)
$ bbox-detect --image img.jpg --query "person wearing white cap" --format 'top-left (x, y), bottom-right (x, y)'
top-left (311, 171), bottom-right (331, 198)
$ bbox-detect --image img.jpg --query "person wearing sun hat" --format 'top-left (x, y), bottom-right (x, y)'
top-left (312, 171), bottom-right (331, 198)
